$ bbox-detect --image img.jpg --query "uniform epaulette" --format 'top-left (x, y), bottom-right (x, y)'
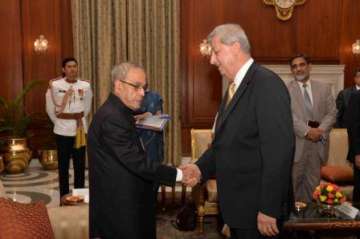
top-left (79, 79), bottom-right (90, 83)
top-left (48, 76), bottom-right (62, 88)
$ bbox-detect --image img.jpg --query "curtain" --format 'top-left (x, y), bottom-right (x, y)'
top-left (71, 0), bottom-right (181, 166)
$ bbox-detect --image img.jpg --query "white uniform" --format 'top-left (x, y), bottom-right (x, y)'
top-left (46, 78), bottom-right (92, 136)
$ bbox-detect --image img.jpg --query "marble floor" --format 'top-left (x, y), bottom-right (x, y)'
top-left (0, 159), bottom-right (83, 207)
top-left (0, 159), bottom-right (225, 239)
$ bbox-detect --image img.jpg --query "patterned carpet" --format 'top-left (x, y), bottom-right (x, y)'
top-left (0, 159), bottom-right (224, 239)
top-left (157, 206), bottom-right (224, 239)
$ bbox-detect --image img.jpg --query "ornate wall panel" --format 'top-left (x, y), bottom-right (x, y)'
top-left (181, 0), bottom-right (360, 155)
top-left (0, 0), bottom-right (73, 152)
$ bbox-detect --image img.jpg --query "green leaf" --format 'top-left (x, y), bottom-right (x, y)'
top-left (0, 80), bottom-right (43, 137)
top-left (14, 80), bottom-right (43, 108)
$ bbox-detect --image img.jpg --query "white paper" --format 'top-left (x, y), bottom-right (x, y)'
top-left (335, 202), bottom-right (359, 219)
top-left (72, 188), bottom-right (89, 203)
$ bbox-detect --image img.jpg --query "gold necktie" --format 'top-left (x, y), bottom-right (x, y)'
top-left (226, 82), bottom-right (236, 106)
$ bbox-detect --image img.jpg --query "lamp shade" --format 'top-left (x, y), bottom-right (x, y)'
top-left (353, 40), bottom-right (360, 55)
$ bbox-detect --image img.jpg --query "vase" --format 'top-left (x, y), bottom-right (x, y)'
top-left (2, 138), bottom-right (31, 174)
top-left (317, 203), bottom-right (336, 217)
top-left (38, 149), bottom-right (58, 170)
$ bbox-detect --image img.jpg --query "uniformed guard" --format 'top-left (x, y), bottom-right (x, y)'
top-left (45, 57), bottom-right (93, 200)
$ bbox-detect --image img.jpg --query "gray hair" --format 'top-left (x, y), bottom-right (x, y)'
top-left (207, 23), bottom-right (251, 53)
top-left (111, 62), bottom-right (144, 89)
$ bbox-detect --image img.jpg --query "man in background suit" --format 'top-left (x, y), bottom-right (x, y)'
top-left (87, 63), bottom-right (190, 239)
top-left (336, 68), bottom-right (360, 128)
top-left (182, 23), bottom-right (295, 239)
top-left (287, 54), bottom-right (336, 203)
top-left (345, 80), bottom-right (360, 202)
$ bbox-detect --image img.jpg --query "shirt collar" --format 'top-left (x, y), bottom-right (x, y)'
top-left (233, 58), bottom-right (254, 89)
top-left (297, 79), bottom-right (312, 91)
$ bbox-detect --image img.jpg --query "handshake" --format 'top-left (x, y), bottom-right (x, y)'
top-left (179, 164), bottom-right (202, 187)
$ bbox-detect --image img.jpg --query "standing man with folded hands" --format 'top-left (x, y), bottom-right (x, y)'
top-left (287, 54), bottom-right (336, 203)
top-left (181, 24), bottom-right (295, 239)
top-left (46, 57), bottom-right (92, 200)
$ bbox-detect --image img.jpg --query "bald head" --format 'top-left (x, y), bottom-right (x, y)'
top-left (111, 62), bottom-right (146, 110)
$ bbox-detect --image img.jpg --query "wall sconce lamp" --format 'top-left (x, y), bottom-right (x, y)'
top-left (199, 39), bottom-right (212, 56)
top-left (34, 35), bottom-right (48, 53)
top-left (353, 39), bottom-right (360, 55)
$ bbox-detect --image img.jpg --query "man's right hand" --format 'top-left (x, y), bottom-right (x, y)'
top-left (180, 164), bottom-right (201, 187)
top-left (306, 128), bottom-right (323, 142)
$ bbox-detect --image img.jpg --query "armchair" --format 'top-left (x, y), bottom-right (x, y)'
top-left (0, 179), bottom-right (4, 198)
top-left (190, 129), bottom-right (219, 232)
top-left (320, 128), bottom-right (354, 200)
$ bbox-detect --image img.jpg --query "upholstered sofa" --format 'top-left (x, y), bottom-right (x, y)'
top-left (321, 128), bottom-right (354, 200)
top-left (0, 179), bottom-right (88, 239)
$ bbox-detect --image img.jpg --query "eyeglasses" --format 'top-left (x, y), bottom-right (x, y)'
top-left (119, 80), bottom-right (146, 91)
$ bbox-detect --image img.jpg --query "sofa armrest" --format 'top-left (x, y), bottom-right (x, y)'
top-left (0, 180), bottom-right (5, 198)
top-left (47, 205), bottom-right (88, 239)
top-left (321, 165), bottom-right (354, 183)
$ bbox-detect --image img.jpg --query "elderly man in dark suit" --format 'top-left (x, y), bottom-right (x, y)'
top-left (336, 68), bottom-right (360, 128)
top-left (182, 23), bottom-right (295, 239)
top-left (87, 63), bottom-right (190, 239)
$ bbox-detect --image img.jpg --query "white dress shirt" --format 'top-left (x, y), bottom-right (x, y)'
top-left (297, 80), bottom-right (314, 106)
top-left (232, 58), bottom-right (254, 92)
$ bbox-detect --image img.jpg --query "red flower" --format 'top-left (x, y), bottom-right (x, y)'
top-left (313, 182), bottom-right (345, 205)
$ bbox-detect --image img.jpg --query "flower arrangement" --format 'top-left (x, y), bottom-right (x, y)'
top-left (312, 183), bottom-right (346, 205)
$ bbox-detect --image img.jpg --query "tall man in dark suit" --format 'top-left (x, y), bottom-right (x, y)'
top-left (336, 68), bottom-right (360, 128)
top-left (87, 63), bottom-right (190, 239)
top-left (182, 24), bottom-right (295, 239)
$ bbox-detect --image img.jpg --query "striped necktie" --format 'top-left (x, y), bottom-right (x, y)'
top-left (302, 83), bottom-right (313, 119)
top-left (226, 82), bottom-right (236, 106)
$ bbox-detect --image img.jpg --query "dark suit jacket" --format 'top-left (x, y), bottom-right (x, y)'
top-left (196, 62), bottom-right (295, 229)
top-left (88, 93), bottom-right (177, 239)
top-left (336, 86), bottom-right (357, 128)
top-left (345, 91), bottom-right (360, 163)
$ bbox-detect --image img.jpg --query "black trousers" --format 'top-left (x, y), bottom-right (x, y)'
top-left (55, 134), bottom-right (85, 198)
top-left (353, 166), bottom-right (360, 203)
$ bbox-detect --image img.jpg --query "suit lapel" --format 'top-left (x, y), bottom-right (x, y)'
top-left (215, 96), bottom-right (227, 132)
top-left (290, 81), bottom-right (307, 119)
top-left (215, 63), bottom-right (255, 134)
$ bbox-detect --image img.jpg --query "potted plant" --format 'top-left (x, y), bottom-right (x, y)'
top-left (0, 80), bottom-right (42, 173)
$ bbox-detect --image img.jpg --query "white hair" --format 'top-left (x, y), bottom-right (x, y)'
top-left (111, 62), bottom-right (143, 89)
top-left (207, 23), bottom-right (251, 53)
